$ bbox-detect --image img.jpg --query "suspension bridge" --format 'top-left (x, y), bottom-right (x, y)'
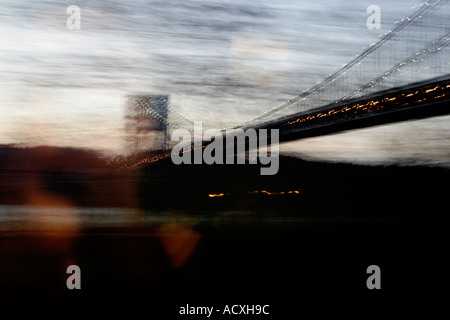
top-left (121, 0), bottom-right (450, 167)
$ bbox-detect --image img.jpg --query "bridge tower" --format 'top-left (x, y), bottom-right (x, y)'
top-left (125, 94), bottom-right (169, 151)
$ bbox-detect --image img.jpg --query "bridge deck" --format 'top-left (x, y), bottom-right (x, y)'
top-left (251, 76), bottom-right (450, 143)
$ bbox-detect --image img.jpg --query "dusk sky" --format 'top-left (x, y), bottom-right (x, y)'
top-left (1, 0), bottom-right (449, 165)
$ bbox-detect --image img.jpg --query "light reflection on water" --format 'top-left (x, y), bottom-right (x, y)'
top-left (0, 204), bottom-right (312, 233)
top-left (0, 205), bottom-right (141, 232)
top-left (0, 204), bottom-right (399, 234)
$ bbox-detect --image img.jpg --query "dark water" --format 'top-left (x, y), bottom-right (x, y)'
top-left (0, 172), bottom-right (446, 313)
top-left (0, 153), bottom-right (448, 312)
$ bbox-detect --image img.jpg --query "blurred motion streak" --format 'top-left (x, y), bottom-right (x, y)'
top-left (207, 190), bottom-right (301, 198)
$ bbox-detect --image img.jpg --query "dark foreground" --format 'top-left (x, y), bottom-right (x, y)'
top-left (0, 146), bottom-right (448, 315)
top-left (0, 216), bottom-right (446, 316)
